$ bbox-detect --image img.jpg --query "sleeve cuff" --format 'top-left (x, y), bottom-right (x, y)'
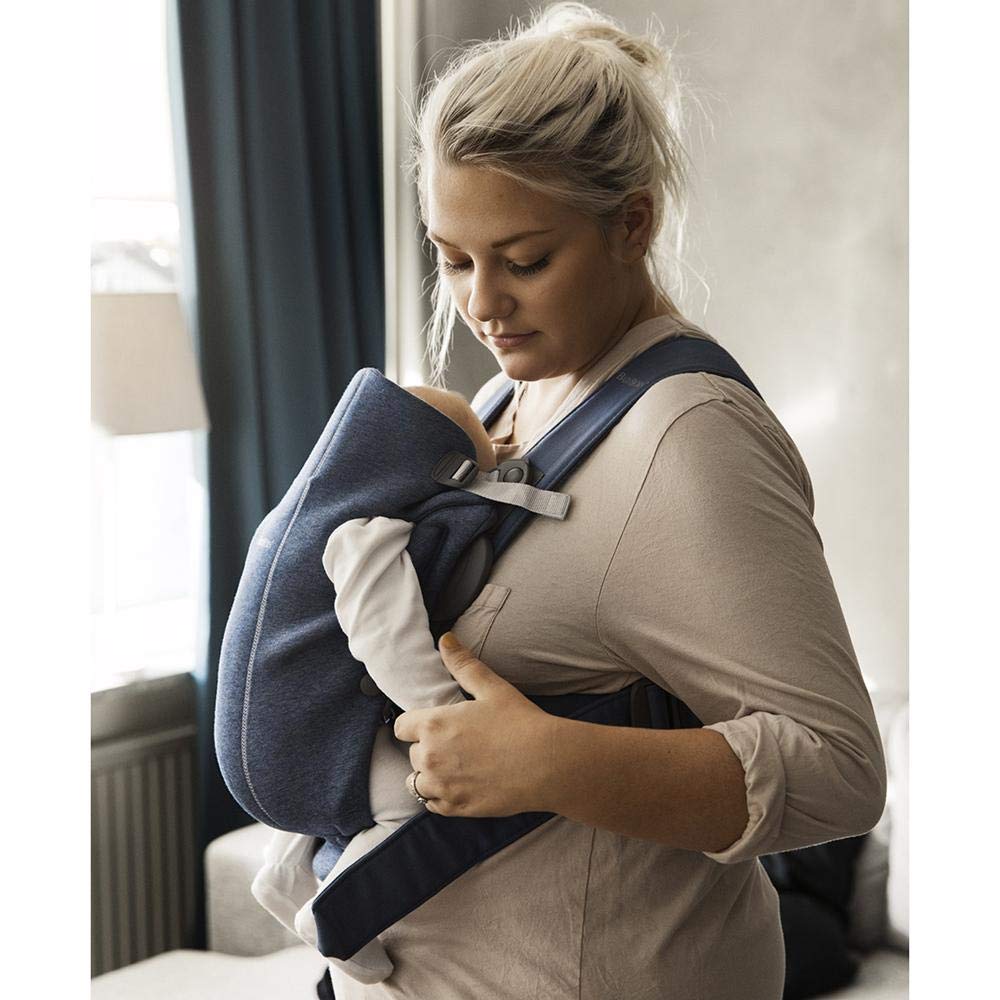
top-left (699, 715), bottom-right (786, 865)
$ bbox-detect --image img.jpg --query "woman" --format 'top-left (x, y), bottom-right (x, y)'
top-left (323, 4), bottom-right (886, 997)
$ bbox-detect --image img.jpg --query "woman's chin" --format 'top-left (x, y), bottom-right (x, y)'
top-left (477, 334), bottom-right (547, 381)
top-left (498, 361), bottom-right (535, 382)
top-left (493, 353), bottom-right (542, 381)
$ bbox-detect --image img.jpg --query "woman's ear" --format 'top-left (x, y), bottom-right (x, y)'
top-left (613, 191), bottom-right (655, 265)
top-left (603, 191), bottom-right (653, 264)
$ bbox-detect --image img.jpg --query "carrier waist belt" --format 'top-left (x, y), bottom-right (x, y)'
top-left (313, 677), bottom-right (702, 960)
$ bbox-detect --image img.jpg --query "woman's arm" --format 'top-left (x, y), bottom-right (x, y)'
top-left (396, 633), bottom-right (748, 847)
top-left (590, 394), bottom-right (886, 863)
top-left (536, 718), bottom-right (750, 853)
top-left (393, 386), bottom-right (885, 858)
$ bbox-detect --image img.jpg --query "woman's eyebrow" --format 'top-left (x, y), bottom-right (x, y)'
top-left (429, 227), bottom-right (556, 250)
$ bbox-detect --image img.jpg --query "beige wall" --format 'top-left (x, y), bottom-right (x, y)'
top-left (401, 0), bottom-right (907, 694)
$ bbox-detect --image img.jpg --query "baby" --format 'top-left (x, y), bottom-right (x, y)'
top-left (405, 384), bottom-right (499, 474)
top-left (251, 384), bottom-right (499, 985)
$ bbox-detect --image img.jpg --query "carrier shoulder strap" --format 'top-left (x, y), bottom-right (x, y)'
top-left (430, 334), bottom-right (762, 625)
top-left (478, 333), bottom-right (762, 557)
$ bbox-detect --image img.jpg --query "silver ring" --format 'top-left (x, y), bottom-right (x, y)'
top-left (406, 770), bottom-right (429, 805)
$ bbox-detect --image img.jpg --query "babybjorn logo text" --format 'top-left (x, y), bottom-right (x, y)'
top-left (614, 371), bottom-right (645, 388)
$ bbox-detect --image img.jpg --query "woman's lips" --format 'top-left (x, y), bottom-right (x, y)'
top-left (488, 331), bottom-right (538, 349)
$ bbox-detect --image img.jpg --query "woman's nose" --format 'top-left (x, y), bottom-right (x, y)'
top-left (466, 270), bottom-right (514, 325)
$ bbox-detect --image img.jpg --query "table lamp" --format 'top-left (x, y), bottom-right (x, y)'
top-left (91, 291), bottom-right (210, 435)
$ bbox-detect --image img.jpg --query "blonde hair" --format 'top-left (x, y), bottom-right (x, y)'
top-left (404, 1), bottom-right (698, 388)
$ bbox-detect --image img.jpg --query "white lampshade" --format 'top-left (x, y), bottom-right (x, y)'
top-left (91, 291), bottom-right (210, 435)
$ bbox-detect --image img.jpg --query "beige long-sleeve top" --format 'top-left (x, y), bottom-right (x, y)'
top-left (329, 313), bottom-right (886, 1000)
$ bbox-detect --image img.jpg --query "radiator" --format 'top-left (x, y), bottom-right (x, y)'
top-left (91, 720), bottom-right (198, 976)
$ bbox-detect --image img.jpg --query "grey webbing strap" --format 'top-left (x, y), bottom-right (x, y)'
top-left (462, 469), bottom-right (569, 518)
top-left (431, 452), bottom-right (570, 520)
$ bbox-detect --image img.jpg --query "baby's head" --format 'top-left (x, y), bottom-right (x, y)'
top-left (403, 385), bottom-right (497, 473)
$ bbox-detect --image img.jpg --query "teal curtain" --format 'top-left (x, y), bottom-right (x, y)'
top-left (167, 0), bottom-right (383, 946)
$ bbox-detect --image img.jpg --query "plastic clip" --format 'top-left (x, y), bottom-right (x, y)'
top-left (432, 451), bottom-right (479, 489)
top-left (495, 458), bottom-right (531, 484)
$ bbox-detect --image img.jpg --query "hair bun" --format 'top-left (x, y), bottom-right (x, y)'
top-left (531, 1), bottom-right (661, 70)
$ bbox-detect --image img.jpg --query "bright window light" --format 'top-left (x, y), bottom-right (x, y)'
top-left (90, 0), bottom-right (206, 691)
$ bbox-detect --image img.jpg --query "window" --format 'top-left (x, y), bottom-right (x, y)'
top-left (91, 0), bottom-right (206, 691)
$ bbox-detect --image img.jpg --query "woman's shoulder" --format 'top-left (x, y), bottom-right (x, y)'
top-left (625, 369), bottom-right (816, 515)
top-left (465, 348), bottom-right (813, 511)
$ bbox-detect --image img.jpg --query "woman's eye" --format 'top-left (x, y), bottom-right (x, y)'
top-left (439, 255), bottom-right (550, 277)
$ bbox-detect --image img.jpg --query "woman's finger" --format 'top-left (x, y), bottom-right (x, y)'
top-left (411, 768), bottom-right (439, 803)
top-left (393, 706), bottom-right (428, 743)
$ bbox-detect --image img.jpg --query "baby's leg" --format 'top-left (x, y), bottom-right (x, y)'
top-left (294, 726), bottom-right (419, 984)
top-left (250, 829), bottom-right (321, 935)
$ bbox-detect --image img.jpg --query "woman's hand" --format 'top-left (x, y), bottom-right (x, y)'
top-left (392, 632), bottom-right (560, 818)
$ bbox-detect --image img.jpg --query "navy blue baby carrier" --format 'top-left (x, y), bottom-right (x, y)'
top-left (215, 333), bottom-right (763, 961)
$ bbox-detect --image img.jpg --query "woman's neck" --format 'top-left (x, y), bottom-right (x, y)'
top-left (522, 293), bottom-right (679, 411)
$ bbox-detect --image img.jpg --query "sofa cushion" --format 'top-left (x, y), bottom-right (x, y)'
top-left (91, 946), bottom-right (326, 1000)
top-left (819, 947), bottom-right (908, 999)
top-left (885, 704), bottom-right (908, 949)
top-left (848, 690), bottom-right (906, 951)
top-left (205, 822), bottom-right (302, 956)
top-left (848, 808), bottom-right (890, 950)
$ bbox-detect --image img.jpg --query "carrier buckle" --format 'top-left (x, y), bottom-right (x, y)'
top-left (496, 458), bottom-right (531, 484)
top-left (432, 451), bottom-right (479, 489)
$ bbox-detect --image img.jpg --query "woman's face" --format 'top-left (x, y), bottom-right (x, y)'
top-left (427, 162), bottom-right (644, 384)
